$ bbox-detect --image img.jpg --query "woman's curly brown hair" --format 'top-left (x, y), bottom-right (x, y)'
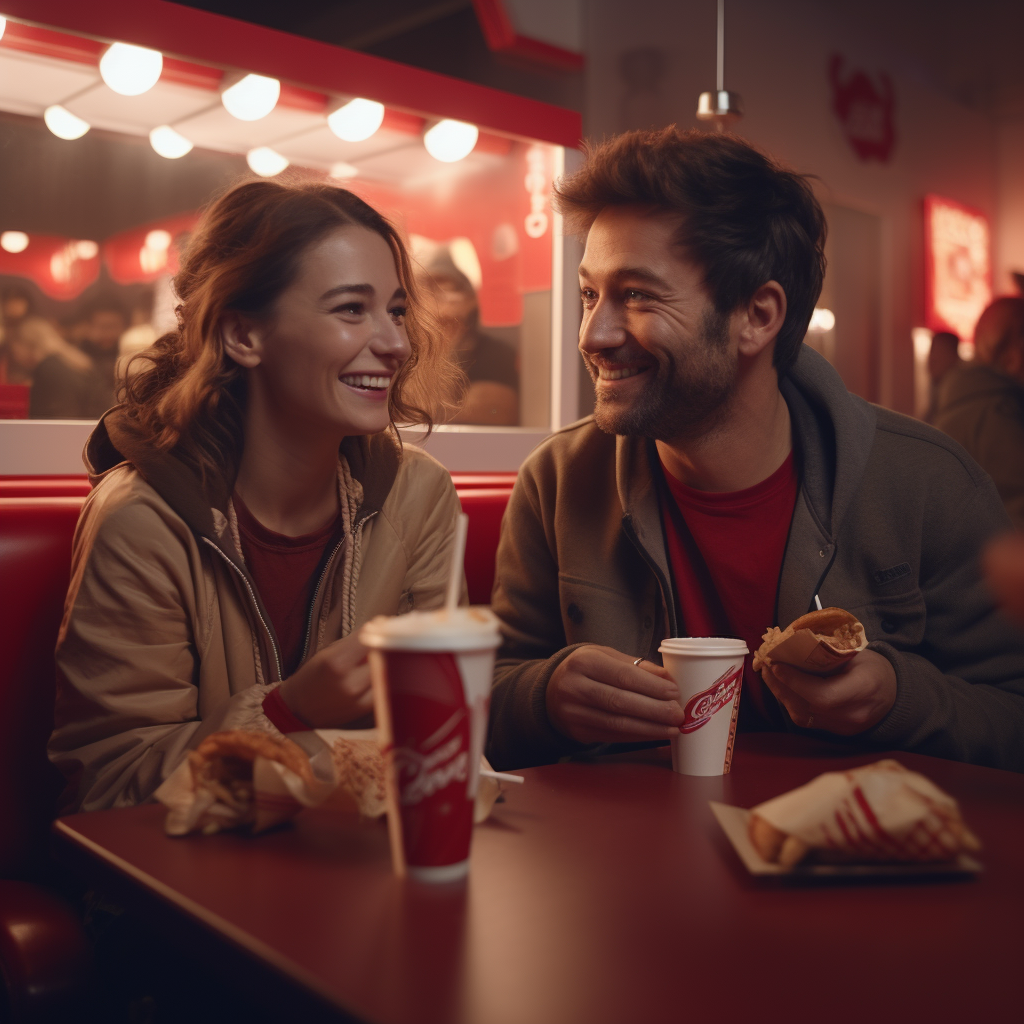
top-left (121, 178), bottom-right (460, 484)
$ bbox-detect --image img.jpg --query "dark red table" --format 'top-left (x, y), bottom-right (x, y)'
top-left (52, 735), bottom-right (1024, 1024)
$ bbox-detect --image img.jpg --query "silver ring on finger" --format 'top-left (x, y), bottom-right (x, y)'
top-left (806, 715), bottom-right (815, 729)
top-left (633, 657), bottom-right (645, 667)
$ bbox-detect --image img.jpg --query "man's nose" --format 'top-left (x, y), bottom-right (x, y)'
top-left (579, 298), bottom-right (627, 355)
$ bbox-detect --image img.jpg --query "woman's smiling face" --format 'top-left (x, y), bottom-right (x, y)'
top-left (242, 225), bottom-right (412, 437)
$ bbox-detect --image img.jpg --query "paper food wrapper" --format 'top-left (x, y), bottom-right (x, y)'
top-left (763, 627), bottom-right (864, 674)
top-left (156, 727), bottom-right (503, 836)
top-left (750, 759), bottom-right (981, 865)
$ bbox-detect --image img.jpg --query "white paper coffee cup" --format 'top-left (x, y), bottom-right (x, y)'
top-left (659, 637), bottom-right (748, 777)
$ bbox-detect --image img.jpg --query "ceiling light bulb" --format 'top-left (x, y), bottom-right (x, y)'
top-left (1, 231), bottom-right (29, 254)
top-left (74, 240), bottom-right (99, 260)
top-left (329, 162), bottom-right (358, 180)
top-left (327, 98), bottom-right (385, 143)
top-left (145, 229), bottom-right (172, 252)
top-left (100, 42), bottom-right (163, 96)
top-left (44, 105), bottom-right (90, 140)
top-left (423, 120), bottom-right (479, 163)
top-left (0, 17), bottom-right (6, 42)
top-left (222, 74), bottom-right (280, 121)
top-left (246, 147), bottom-right (289, 177)
top-left (149, 125), bottom-right (193, 159)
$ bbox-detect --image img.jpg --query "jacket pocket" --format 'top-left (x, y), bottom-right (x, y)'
top-left (557, 574), bottom-right (647, 653)
top-left (848, 588), bottom-right (927, 649)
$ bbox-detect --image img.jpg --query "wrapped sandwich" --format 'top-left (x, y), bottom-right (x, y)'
top-left (752, 607), bottom-right (867, 676)
top-left (747, 760), bottom-right (981, 868)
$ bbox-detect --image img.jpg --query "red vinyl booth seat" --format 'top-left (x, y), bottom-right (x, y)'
top-left (0, 496), bottom-right (92, 1020)
top-left (0, 477), bottom-right (92, 499)
top-left (457, 487), bottom-right (513, 606)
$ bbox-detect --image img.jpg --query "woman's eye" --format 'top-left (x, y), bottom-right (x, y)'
top-left (389, 307), bottom-right (407, 324)
top-left (332, 303), bottom-right (364, 316)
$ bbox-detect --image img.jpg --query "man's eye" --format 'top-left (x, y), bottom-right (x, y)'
top-left (333, 303), bottom-right (363, 315)
top-left (624, 289), bottom-right (649, 301)
top-left (580, 289), bottom-right (596, 305)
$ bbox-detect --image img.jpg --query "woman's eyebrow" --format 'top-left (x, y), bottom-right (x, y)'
top-left (320, 283), bottom-right (374, 301)
top-left (390, 288), bottom-right (407, 302)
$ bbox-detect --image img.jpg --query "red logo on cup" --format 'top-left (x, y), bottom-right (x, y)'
top-left (393, 707), bottom-right (469, 806)
top-left (681, 665), bottom-right (743, 733)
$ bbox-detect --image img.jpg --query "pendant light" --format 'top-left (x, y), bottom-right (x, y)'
top-left (696, 0), bottom-right (743, 128)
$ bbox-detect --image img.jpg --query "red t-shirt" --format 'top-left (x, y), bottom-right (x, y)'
top-left (659, 453), bottom-right (798, 725)
top-left (233, 493), bottom-right (341, 680)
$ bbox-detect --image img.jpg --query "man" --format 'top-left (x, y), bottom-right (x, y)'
top-left (924, 330), bottom-right (962, 424)
top-left (933, 297), bottom-right (1024, 529)
top-left (417, 250), bottom-right (519, 425)
top-left (487, 127), bottom-right (1024, 773)
top-left (30, 298), bottom-right (126, 418)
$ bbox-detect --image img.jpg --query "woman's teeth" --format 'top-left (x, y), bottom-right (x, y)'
top-left (340, 374), bottom-right (390, 389)
top-left (598, 366), bottom-right (647, 381)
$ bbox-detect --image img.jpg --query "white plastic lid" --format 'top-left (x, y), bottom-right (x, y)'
top-left (659, 636), bottom-right (749, 657)
top-left (359, 607), bottom-right (501, 652)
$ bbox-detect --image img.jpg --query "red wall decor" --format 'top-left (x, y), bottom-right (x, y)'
top-left (0, 235), bottom-right (100, 301)
top-left (924, 194), bottom-right (992, 342)
top-left (829, 54), bottom-right (896, 163)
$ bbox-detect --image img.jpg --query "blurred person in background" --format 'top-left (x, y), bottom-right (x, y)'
top-left (924, 331), bottom-right (962, 424)
top-left (933, 297), bottom-right (1024, 529)
top-left (1, 283), bottom-right (90, 388)
top-left (417, 249), bottom-right (519, 425)
top-left (30, 297), bottom-right (127, 418)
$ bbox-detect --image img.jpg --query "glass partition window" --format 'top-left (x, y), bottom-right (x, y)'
top-left (0, 17), bottom-right (563, 445)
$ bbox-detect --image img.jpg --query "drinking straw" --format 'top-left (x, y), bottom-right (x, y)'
top-left (480, 769), bottom-right (525, 785)
top-left (445, 512), bottom-right (469, 612)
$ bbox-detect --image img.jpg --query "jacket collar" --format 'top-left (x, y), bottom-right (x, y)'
top-left (84, 407), bottom-right (403, 545)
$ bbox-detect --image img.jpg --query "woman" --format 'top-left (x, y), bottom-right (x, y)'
top-left (49, 180), bottom-right (464, 812)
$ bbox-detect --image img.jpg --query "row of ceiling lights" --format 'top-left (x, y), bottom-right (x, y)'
top-left (0, 21), bottom-right (482, 171)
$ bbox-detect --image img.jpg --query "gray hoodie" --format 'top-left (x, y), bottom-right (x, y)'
top-left (488, 347), bottom-right (1024, 772)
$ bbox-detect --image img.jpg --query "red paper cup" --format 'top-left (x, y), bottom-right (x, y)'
top-left (361, 609), bottom-right (500, 882)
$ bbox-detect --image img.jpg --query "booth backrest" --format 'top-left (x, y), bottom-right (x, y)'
top-left (0, 497), bottom-right (84, 877)
top-left (0, 477), bottom-right (92, 499)
top-left (457, 487), bottom-right (513, 606)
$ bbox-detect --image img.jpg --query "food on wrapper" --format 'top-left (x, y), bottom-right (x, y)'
top-left (157, 729), bottom-right (329, 836)
top-left (752, 607), bottom-right (867, 676)
top-left (747, 760), bottom-right (981, 868)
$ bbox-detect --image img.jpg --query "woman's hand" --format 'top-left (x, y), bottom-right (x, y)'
top-left (277, 634), bottom-right (374, 728)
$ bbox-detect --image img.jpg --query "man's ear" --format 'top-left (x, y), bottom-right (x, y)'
top-left (221, 313), bottom-right (263, 369)
top-left (736, 281), bottom-right (787, 359)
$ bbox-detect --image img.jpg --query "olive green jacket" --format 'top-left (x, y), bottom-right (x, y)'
top-left (488, 347), bottom-right (1024, 773)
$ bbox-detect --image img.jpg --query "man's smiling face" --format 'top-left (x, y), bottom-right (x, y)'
top-left (578, 205), bottom-right (737, 442)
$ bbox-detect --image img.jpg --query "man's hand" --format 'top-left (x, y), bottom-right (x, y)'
top-left (760, 648), bottom-right (897, 735)
top-left (277, 634), bottom-right (374, 729)
top-left (545, 645), bottom-right (683, 744)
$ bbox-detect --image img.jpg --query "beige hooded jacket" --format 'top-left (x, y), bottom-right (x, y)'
top-left (49, 410), bottom-right (462, 812)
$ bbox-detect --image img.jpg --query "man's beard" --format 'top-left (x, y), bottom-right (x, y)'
top-left (588, 307), bottom-right (736, 443)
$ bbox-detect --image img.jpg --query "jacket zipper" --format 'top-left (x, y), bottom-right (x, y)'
top-left (622, 515), bottom-right (679, 639)
top-left (201, 537), bottom-right (284, 683)
top-left (298, 510), bottom-right (378, 665)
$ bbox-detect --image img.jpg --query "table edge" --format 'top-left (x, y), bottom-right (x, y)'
top-left (53, 818), bottom-right (355, 1017)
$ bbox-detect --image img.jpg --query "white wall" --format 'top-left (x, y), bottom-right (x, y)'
top-left (583, 0), bottom-right (1001, 414)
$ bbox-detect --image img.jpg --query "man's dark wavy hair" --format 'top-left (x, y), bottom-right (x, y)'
top-left (553, 127), bottom-right (827, 375)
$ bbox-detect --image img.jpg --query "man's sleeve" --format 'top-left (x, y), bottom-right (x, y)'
top-left (963, 394), bottom-right (1024, 530)
top-left (864, 482), bottom-right (1024, 772)
top-left (487, 467), bottom-right (583, 770)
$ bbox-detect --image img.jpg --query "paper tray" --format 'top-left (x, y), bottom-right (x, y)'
top-left (709, 802), bottom-right (982, 878)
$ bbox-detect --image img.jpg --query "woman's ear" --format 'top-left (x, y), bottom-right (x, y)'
top-left (736, 280), bottom-right (787, 359)
top-left (221, 313), bottom-right (263, 369)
